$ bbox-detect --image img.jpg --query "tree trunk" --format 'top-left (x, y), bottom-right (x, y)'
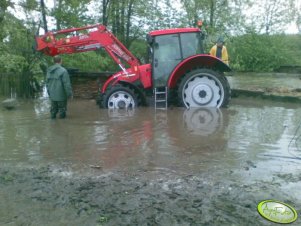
top-left (102, 0), bottom-right (110, 25)
top-left (40, 0), bottom-right (48, 32)
top-left (126, 0), bottom-right (134, 46)
top-left (54, 0), bottom-right (62, 30)
top-left (115, 1), bottom-right (121, 38)
top-left (121, 0), bottom-right (125, 43)
top-left (209, 0), bottom-right (215, 28)
top-left (111, 1), bottom-right (116, 34)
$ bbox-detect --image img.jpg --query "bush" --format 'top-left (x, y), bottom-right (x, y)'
top-left (0, 52), bottom-right (29, 73)
top-left (228, 33), bottom-right (297, 72)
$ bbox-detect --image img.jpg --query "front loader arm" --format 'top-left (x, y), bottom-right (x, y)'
top-left (35, 24), bottom-right (140, 71)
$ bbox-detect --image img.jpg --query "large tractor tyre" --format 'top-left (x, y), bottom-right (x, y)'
top-left (101, 85), bottom-right (138, 109)
top-left (96, 91), bottom-right (102, 106)
top-left (178, 68), bottom-right (230, 108)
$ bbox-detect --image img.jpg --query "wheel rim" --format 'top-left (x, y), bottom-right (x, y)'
top-left (108, 91), bottom-right (136, 109)
top-left (182, 73), bottom-right (224, 108)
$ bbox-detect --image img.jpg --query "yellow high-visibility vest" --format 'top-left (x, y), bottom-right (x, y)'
top-left (209, 45), bottom-right (229, 65)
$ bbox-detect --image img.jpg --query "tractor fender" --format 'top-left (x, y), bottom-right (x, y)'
top-left (101, 74), bottom-right (118, 93)
top-left (101, 78), bottom-right (147, 105)
top-left (167, 54), bottom-right (231, 88)
top-left (101, 65), bottom-right (146, 93)
top-left (101, 70), bottom-right (133, 93)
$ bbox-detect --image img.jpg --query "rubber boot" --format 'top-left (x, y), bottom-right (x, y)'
top-left (59, 112), bottom-right (66, 119)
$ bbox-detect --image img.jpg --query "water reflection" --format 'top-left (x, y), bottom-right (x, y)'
top-left (1, 98), bottom-right (301, 175)
top-left (183, 108), bottom-right (223, 136)
top-left (95, 106), bottom-right (229, 172)
top-left (107, 108), bottom-right (136, 119)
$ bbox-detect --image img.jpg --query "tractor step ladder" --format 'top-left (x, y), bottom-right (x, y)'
top-left (154, 87), bottom-right (168, 110)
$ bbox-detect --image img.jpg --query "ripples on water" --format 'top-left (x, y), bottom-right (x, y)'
top-left (1, 98), bottom-right (301, 176)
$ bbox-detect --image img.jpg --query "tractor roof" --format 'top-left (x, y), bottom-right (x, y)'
top-left (148, 28), bottom-right (200, 37)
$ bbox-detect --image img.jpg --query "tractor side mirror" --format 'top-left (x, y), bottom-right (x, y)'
top-left (146, 34), bottom-right (153, 44)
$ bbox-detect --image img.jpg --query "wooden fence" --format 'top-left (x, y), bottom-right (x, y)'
top-left (0, 72), bottom-right (38, 98)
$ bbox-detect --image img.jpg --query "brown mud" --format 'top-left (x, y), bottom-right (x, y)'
top-left (1, 162), bottom-right (300, 226)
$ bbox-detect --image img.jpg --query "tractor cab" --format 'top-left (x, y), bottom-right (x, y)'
top-left (147, 28), bottom-right (205, 87)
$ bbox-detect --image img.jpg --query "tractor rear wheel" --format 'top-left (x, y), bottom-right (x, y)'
top-left (178, 69), bottom-right (230, 108)
top-left (102, 85), bottom-right (138, 109)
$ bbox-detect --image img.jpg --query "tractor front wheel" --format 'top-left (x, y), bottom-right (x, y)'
top-left (102, 85), bottom-right (138, 109)
top-left (178, 69), bottom-right (230, 108)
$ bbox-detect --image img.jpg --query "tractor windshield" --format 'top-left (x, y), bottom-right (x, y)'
top-left (152, 32), bottom-right (203, 87)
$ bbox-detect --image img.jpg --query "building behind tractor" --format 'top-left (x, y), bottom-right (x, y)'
top-left (35, 24), bottom-right (231, 109)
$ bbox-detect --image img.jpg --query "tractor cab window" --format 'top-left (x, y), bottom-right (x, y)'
top-left (180, 32), bottom-right (204, 59)
top-left (152, 34), bottom-right (181, 87)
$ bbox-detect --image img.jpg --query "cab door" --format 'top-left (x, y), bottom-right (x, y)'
top-left (152, 34), bottom-right (182, 87)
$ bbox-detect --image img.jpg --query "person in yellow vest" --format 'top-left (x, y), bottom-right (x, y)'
top-left (209, 37), bottom-right (229, 65)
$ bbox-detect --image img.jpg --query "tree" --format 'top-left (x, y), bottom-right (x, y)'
top-left (109, 0), bottom-right (142, 46)
top-left (247, 0), bottom-right (296, 34)
top-left (295, 2), bottom-right (301, 33)
top-left (0, 0), bottom-right (13, 41)
top-left (52, 0), bottom-right (93, 30)
top-left (180, 0), bottom-right (251, 44)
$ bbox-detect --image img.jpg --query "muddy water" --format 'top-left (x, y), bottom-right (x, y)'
top-left (1, 97), bottom-right (301, 225)
top-left (1, 97), bottom-right (300, 173)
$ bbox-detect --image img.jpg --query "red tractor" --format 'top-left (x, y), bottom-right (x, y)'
top-left (36, 24), bottom-right (231, 109)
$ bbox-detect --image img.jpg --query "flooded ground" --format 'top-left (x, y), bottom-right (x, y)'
top-left (1, 96), bottom-right (301, 225)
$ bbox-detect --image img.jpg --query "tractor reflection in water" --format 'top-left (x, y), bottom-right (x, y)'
top-left (100, 107), bottom-right (228, 171)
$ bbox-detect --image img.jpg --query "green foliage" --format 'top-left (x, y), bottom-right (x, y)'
top-left (51, 0), bottom-right (94, 29)
top-left (228, 33), bottom-right (298, 72)
top-left (0, 10), bottom-right (44, 97)
top-left (0, 12), bottom-right (36, 74)
top-left (283, 34), bottom-right (301, 66)
top-left (62, 51), bottom-right (119, 72)
top-left (20, 0), bottom-right (39, 11)
top-left (1, 12), bottom-right (40, 65)
top-left (0, 52), bottom-right (28, 73)
top-left (129, 40), bottom-right (148, 63)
